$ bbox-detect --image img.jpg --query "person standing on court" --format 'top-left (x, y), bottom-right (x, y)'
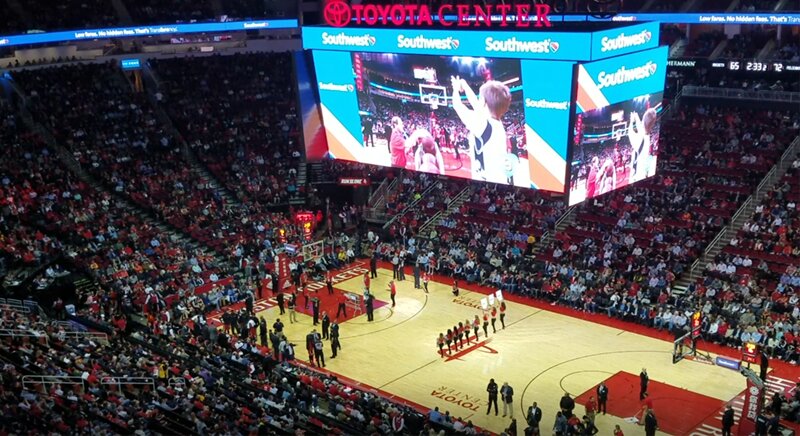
top-left (584, 395), bottom-right (597, 424)
top-left (311, 296), bottom-right (320, 325)
top-left (370, 253), bottom-right (378, 278)
top-left (486, 378), bottom-right (499, 416)
top-left (288, 292), bottom-right (298, 323)
top-left (259, 317), bottom-right (268, 347)
top-left (526, 401), bottom-right (542, 430)
top-left (644, 409), bottom-right (658, 436)
top-left (330, 320), bottom-right (341, 358)
top-left (326, 270), bottom-right (334, 295)
top-left (596, 382), bottom-right (608, 415)
top-left (760, 349), bottom-right (769, 382)
top-left (423, 271), bottom-right (430, 293)
top-left (437, 333), bottom-right (446, 357)
top-left (363, 272), bottom-right (371, 291)
top-left (501, 382), bottom-right (514, 418)
top-left (391, 252), bottom-right (399, 279)
top-left (483, 311), bottom-right (490, 337)
top-left (491, 305), bottom-right (498, 333)
top-left (499, 301), bottom-right (507, 329)
top-left (398, 254), bottom-right (406, 281)
top-left (276, 291), bottom-right (285, 315)
top-left (388, 280), bottom-right (397, 307)
top-left (314, 335), bottom-right (326, 367)
top-left (413, 259), bottom-right (421, 289)
top-left (559, 392), bottom-right (575, 418)
top-left (721, 404), bottom-right (735, 436)
top-left (452, 279), bottom-right (460, 296)
top-left (336, 291), bottom-right (347, 319)
top-left (473, 315), bottom-right (481, 340)
top-left (639, 368), bottom-right (649, 400)
top-left (464, 318), bottom-right (472, 344)
top-left (365, 291), bottom-right (375, 322)
top-left (321, 311), bottom-right (330, 339)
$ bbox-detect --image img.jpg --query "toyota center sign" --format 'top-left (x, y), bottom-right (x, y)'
top-left (323, 1), bottom-right (553, 28)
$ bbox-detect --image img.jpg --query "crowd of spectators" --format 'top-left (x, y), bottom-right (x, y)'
top-left (150, 53), bottom-right (302, 206)
top-left (683, 30), bottom-right (726, 58)
top-left (13, 61), bottom-right (311, 266)
top-left (722, 28), bottom-right (777, 60)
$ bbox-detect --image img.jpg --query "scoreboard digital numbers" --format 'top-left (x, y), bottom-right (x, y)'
top-left (725, 60), bottom-right (788, 73)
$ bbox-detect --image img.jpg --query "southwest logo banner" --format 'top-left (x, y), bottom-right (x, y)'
top-left (589, 22), bottom-right (660, 60)
top-left (521, 59), bottom-right (573, 192)
top-left (575, 45), bottom-right (667, 113)
top-left (303, 26), bottom-right (592, 60)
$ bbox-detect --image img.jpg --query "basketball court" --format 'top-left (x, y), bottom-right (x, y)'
top-left (222, 262), bottom-right (800, 435)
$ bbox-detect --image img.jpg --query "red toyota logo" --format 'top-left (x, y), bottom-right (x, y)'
top-left (324, 1), bottom-right (351, 28)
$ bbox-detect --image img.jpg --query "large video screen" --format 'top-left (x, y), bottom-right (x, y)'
top-left (312, 50), bottom-right (574, 191)
top-left (355, 53), bottom-right (528, 186)
top-left (568, 46), bottom-right (668, 206)
top-left (568, 92), bottom-right (663, 205)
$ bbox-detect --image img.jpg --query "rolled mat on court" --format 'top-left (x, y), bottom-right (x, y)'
top-left (574, 371), bottom-right (724, 435)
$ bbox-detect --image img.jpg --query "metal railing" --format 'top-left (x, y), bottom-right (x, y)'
top-left (418, 185), bottom-right (472, 235)
top-left (101, 376), bottom-right (155, 391)
top-left (62, 331), bottom-right (110, 346)
top-left (382, 180), bottom-right (440, 229)
top-left (367, 178), bottom-right (388, 207)
top-left (0, 329), bottom-right (48, 344)
top-left (22, 375), bottom-right (85, 391)
top-left (688, 135), bottom-right (800, 276)
top-left (681, 86), bottom-right (800, 103)
top-left (0, 298), bottom-right (41, 314)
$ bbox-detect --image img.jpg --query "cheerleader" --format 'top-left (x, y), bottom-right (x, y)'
top-left (483, 311), bottom-right (490, 337)
top-left (458, 322), bottom-right (466, 348)
top-left (437, 333), bottom-right (446, 357)
top-left (500, 301), bottom-right (507, 330)
top-left (452, 280), bottom-right (460, 297)
top-left (491, 305), bottom-right (498, 333)
top-left (445, 328), bottom-right (453, 354)
top-left (464, 318), bottom-right (472, 344)
top-left (473, 315), bottom-right (481, 340)
top-left (422, 272), bottom-right (430, 293)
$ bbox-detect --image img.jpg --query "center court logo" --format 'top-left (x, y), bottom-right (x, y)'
top-left (600, 29), bottom-right (652, 52)
top-left (397, 35), bottom-right (459, 50)
top-left (321, 32), bottom-right (376, 46)
top-left (485, 37), bottom-right (559, 54)
top-left (525, 98), bottom-right (569, 110)
top-left (596, 61), bottom-right (657, 89)
top-left (318, 82), bottom-right (354, 92)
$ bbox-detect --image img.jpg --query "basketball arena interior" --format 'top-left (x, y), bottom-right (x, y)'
top-left (0, 0), bottom-right (799, 435)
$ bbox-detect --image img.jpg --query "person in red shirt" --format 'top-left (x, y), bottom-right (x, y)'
top-left (422, 272), bottom-right (430, 293)
top-left (388, 280), bottom-right (396, 307)
top-left (490, 306), bottom-right (498, 333)
top-left (483, 311), bottom-right (490, 337)
top-left (464, 318), bottom-right (472, 344)
top-left (499, 301), bottom-right (507, 329)
top-left (389, 117), bottom-right (408, 168)
top-left (639, 393), bottom-right (653, 425)
top-left (585, 395), bottom-right (597, 423)
top-left (437, 333), bottom-right (446, 357)
top-left (473, 315), bottom-right (481, 340)
top-left (364, 272), bottom-right (370, 291)
top-left (613, 424), bottom-right (624, 436)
